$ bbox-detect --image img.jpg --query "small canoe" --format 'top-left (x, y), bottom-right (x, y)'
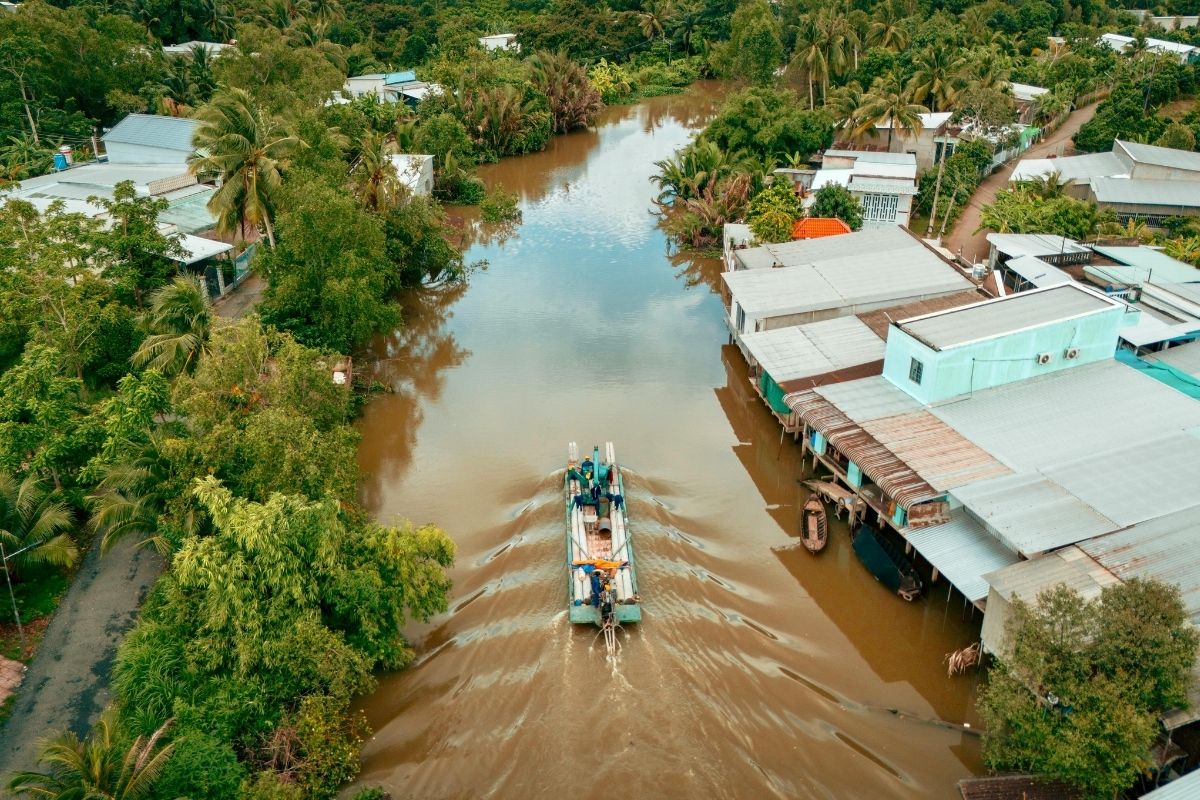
top-left (851, 525), bottom-right (922, 601)
top-left (800, 495), bottom-right (828, 553)
top-left (565, 442), bottom-right (642, 627)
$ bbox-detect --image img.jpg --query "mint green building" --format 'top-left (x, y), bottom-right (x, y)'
top-left (882, 284), bottom-right (1132, 404)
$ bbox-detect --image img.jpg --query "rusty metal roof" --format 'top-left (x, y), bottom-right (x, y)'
top-left (861, 411), bottom-right (1011, 491)
top-left (856, 290), bottom-right (988, 339)
top-left (786, 387), bottom-right (942, 509)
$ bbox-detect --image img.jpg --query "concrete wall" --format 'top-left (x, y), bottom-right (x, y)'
top-left (105, 142), bottom-right (191, 165)
top-left (980, 588), bottom-right (1012, 655)
top-left (882, 301), bottom-right (1126, 403)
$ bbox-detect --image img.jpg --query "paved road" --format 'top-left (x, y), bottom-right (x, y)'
top-left (0, 538), bottom-right (162, 778)
top-left (941, 102), bottom-right (1101, 265)
top-left (213, 273), bottom-right (265, 319)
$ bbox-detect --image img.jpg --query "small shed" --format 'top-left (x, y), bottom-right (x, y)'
top-left (389, 154), bottom-right (435, 197)
top-left (985, 233), bottom-right (1092, 270)
top-left (479, 33), bottom-right (519, 52)
top-left (1000, 254), bottom-right (1074, 292)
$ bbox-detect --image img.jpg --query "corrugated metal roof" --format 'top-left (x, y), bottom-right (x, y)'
top-left (734, 226), bottom-right (914, 269)
top-left (929, 359), bottom-right (1200, 473)
top-left (786, 382), bottom-right (940, 508)
top-left (1091, 177), bottom-right (1200, 207)
top-left (1004, 255), bottom-right (1074, 288)
top-left (1042, 431), bottom-right (1200, 528)
top-left (904, 511), bottom-right (1019, 602)
top-left (1010, 152), bottom-right (1127, 184)
top-left (897, 284), bottom-right (1118, 351)
top-left (102, 114), bottom-right (199, 152)
top-left (848, 175), bottom-right (919, 195)
top-left (1116, 139), bottom-right (1200, 172)
top-left (1079, 505), bottom-right (1200, 625)
top-left (860, 411), bottom-right (1011, 491)
top-left (823, 149), bottom-right (916, 165)
top-left (809, 375), bottom-right (922, 422)
top-left (856, 290), bottom-right (987, 339)
top-left (1091, 246), bottom-right (1200, 283)
top-left (1140, 770), bottom-right (1200, 799)
top-left (986, 233), bottom-right (1091, 259)
top-left (741, 317), bottom-right (883, 383)
top-left (1100, 33), bottom-right (1199, 56)
top-left (1008, 82), bottom-right (1050, 101)
top-left (953, 472), bottom-right (1119, 555)
top-left (984, 545), bottom-right (1118, 603)
top-left (1118, 314), bottom-right (1200, 347)
top-left (1147, 340), bottom-right (1200, 378)
top-left (174, 233), bottom-right (232, 265)
top-left (722, 231), bottom-right (972, 317)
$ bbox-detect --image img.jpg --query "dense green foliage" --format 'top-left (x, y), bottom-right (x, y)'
top-left (746, 181), bottom-right (804, 242)
top-left (980, 581), bottom-right (1198, 799)
top-left (810, 184), bottom-right (864, 230)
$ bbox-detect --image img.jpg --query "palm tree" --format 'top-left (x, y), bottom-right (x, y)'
top-left (855, 74), bottom-right (927, 149)
top-left (0, 471), bottom-right (77, 581)
top-left (527, 51), bottom-right (603, 134)
top-left (188, 88), bottom-right (304, 248)
top-left (825, 81), bottom-right (867, 141)
top-left (907, 47), bottom-right (967, 113)
top-left (636, 0), bottom-right (676, 63)
top-left (87, 430), bottom-right (186, 557)
top-left (131, 276), bottom-right (214, 377)
top-left (868, 0), bottom-right (908, 52)
top-left (350, 131), bottom-right (403, 212)
top-left (1017, 169), bottom-right (1070, 199)
top-left (8, 712), bottom-right (174, 799)
top-left (196, 0), bottom-right (235, 41)
top-left (792, 16), bottom-right (829, 110)
top-left (1032, 89), bottom-right (1071, 125)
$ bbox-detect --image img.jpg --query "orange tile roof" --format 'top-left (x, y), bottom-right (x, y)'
top-left (791, 217), bottom-right (852, 240)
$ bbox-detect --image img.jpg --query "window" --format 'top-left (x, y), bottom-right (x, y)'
top-left (733, 302), bottom-right (746, 335)
top-left (935, 140), bottom-right (957, 162)
top-left (862, 192), bottom-right (899, 223)
top-left (908, 358), bottom-right (924, 384)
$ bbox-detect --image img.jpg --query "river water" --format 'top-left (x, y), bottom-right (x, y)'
top-left (354, 82), bottom-right (984, 799)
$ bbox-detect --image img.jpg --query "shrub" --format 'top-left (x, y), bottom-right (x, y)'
top-left (480, 186), bottom-right (522, 223)
top-left (154, 730), bottom-right (247, 800)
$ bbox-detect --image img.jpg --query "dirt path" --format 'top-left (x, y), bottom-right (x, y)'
top-left (941, 102), bottom-right (1101, 265)
top-left (0, 538), bottom-right (162, 778)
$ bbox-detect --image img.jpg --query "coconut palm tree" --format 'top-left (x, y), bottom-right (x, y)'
top-left (907, 47), bottom-right (967, 113)
top-left (825, 80), bottom-right (867, 141)
top-left (636, 0), bottom-right (676, 63)
top-left (1017, 169), bottom-right (1070, 199)
top-left (7, 712), bottom-right (174, 799)
top-left (188, 88), bottom-right (303, 248)
top-left (855, 74), bottom-right (928, 149)
top-left (791, 15), bottom-right (829, 110)
top-left (1032, 88), bottom-right (1071, 125)
top-left (87, 430), bottom-right (186, 557)
top-left (131, 276), bottom-right (214, 377)
top-left (868, 0), bottom-right (908, 52)
top-left (350, 131), bottom-right (404, 212)
top-left (0, 471), bottom-right (77, 581)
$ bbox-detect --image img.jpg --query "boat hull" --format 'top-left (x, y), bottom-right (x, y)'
top-left (801, 496), bottom-right (828, 553)
top-left (851, 525), bottom-right (923, 601)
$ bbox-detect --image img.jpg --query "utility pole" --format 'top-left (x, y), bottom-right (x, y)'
top-left (1, 538), bottom-right (53, 656)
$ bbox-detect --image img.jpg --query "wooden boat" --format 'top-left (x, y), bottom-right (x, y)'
top-left (800, 495), bottom-right (828, 553)
top-left (851, 524), bottom-right (923, 601)
top-left (565, 442), bottom-right (641, 626)
top-left (803, 479), bottom-right (866, 521)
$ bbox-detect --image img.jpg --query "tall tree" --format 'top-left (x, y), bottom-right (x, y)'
top-left (188, 88), bottom-right (304, 248)
top-left (907, 47), bottom-right (968, 113)
top-left (132, 276), bottom-right (214, 378)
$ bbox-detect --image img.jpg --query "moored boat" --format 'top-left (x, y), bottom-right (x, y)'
top-left (851, 524), bottom-right (922, 601)
top-left (565, 442), bottom-right (641, 626)
top-left (800, 495), bottom-right (828, 553)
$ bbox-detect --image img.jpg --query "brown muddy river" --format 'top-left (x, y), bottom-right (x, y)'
top-left (354, 83), bottom-right (985, 799)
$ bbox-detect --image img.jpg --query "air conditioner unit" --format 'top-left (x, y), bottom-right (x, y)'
top-left (1036, 352), bottom-right (1053, 365)
top-left (1065, 347), bottom-right (1080, 360)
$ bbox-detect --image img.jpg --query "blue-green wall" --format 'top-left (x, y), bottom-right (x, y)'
top-left (883, 302), bottom-right (1126, 403)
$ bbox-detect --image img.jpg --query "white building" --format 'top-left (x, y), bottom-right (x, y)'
top-left (338, 71), bottom-right (439, 107)
top-left (809, 150), bottom-right (918, 227)
top-left (390, 154), bottom-right (435, 197)
top-left (162, 41), bottom-right (231, 58)
top-left (479, 33), bottom-right (519, 52)
top-left (1098, 32), bottom-right (1200, 63)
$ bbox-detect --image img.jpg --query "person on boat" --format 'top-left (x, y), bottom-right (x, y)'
top-left (599, 583), bottom-right (615, 625)
top-left (589, 568), bottom-right (604, 607)
top-left (581, 456), bottom-right (594, 480)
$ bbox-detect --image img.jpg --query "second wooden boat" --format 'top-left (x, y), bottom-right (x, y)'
top-left (800, 495), bottom-right (828, 553)
top-left (851, 525), bottom-right (922, 601)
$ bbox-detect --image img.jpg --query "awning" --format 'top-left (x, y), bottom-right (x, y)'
top-left (904, 511), bottom-right (1019, 602)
